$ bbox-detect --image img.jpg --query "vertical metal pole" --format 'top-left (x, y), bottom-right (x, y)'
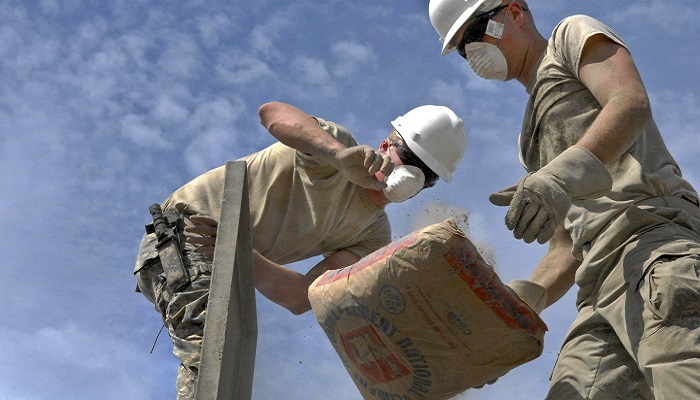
top-left (196, 160), bottom-right (257, 400)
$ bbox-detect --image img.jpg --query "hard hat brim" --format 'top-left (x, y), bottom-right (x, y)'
top-left (391, 120), bottom-right (453, 183)
top-left (440, 0), bottom-right (491, 56)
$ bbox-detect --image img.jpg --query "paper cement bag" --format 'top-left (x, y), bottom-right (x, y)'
top-left (308, 218), bottom-right (547, 400)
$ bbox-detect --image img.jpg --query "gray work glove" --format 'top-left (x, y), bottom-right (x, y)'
top-left (507, 280), bottom-right (548, 314)
top-left (331, 145), bottom-right (394, 191)
top-left (489, 145), bottom-right (612, 244)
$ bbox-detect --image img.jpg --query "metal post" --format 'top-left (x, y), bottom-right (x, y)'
top-left (196, 160), bottom-right (257, 400)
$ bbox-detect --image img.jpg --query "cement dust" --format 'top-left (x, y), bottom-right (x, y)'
top-left (410, 200), bottom-right (498, 270)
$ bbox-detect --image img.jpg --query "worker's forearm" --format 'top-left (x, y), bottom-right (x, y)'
top-left (577, 98), bottom-right (650, 165)
top-left (528, 224), bottom-right (579, 308)
top-left (253, 251), bottom-right (310, 315)
top-left (258, 101), bottom-right (344, 162)
top-left (529, 260), bottom-right (576, 308)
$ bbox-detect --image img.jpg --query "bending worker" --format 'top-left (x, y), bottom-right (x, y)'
top-left (133, 101), bottom-right (467, 399)
top-left (430, 1), bottom-right (700, 399)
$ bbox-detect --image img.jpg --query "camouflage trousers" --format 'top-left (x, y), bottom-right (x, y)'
top-left (136, 234), bottom-right (213, 400)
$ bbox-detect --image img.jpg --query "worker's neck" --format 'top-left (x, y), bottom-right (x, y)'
top-left (518, 37), bottom-right (547, 89)
top-left (367, 189), bottom-right (390, 208)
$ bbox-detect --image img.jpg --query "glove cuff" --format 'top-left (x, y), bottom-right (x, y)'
top-left (542, 145), bottom-right (612, 200)
top-left (507, 280), bottom-right (547, 314)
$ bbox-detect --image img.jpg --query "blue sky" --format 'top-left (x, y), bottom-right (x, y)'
top-left (1, 1), bottom-right (698, 399)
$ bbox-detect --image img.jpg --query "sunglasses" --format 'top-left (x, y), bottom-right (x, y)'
top-left (388, 133), bottom-right (440, 187)
top-left (388, 138), bottom-right (423, 169)
top-left (456, 4), bottom-right (509, 59)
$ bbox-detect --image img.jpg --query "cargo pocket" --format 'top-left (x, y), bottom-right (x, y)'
top-left (134, 233), bottom-right (159, 275)
top-left (641, 254), bottom-right (700, 337)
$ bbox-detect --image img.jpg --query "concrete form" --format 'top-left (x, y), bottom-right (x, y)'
top-left (196, 161), bottom-right (257, 400)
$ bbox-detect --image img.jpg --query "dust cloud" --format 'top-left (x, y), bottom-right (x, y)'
top-left (410, 200), bottom-right (498, 271)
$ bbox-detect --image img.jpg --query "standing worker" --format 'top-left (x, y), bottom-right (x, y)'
top-left (429, 1), bottom-right (700, 399)
top-left (133, 100), bottom-right (467, 399)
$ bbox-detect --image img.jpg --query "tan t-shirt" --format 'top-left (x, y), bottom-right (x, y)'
top-left (160, 117), bottom-right (391, 266)
top-left (520, 15), bottom-right (699, 262)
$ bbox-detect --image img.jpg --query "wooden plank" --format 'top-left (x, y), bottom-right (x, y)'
top-left (196, 160), bottom-right (257, 400)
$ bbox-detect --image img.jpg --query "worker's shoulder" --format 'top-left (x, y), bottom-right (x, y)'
top-left (553, 14), bottom-right (621, 41)
top-left (553, 14), bottom-right (627, 58)
top-left (555, 14), bottom-right (601, 30)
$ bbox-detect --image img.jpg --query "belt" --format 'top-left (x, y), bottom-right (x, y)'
top-left (581, 195), bottom-right (700, 258)
top-left (635, 195), bottom-right (700, 217)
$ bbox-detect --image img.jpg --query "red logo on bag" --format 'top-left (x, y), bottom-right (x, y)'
top-left (340, 325), bottom-right (411, 385)
top-left (444, 242), bottom-right (541, 334)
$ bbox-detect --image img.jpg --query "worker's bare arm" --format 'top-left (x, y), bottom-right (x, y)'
top-left (258, 101), bottom-right (393, 190)
top-left (253, 249), bottom-right (360, 315)
top-left (258, 101), bottom-right (346, 162)
top-left (528, 223), bottom-right (579, 308)
top-left (577, 34), bottom-right (651, 165)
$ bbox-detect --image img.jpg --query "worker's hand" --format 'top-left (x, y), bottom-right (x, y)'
top-left (489, 173), bottom-right (565, 244)
top-left (489, 146), bottom-right (612, 244)
top-left (332, 145), bottom-right (394, 191)
top-left (184, 215), bottom-right (218, 254)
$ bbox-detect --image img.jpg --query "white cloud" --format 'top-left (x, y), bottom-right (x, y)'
top-left (183, 126), bottom-right (235, 173)
top-left (610, 1), bottom-right (695, 36)
top-left (156, 33), bottom-right (204, 78)
top-left (179, 97), bottom-right (249, 172)
top-left (74, 15), bottom-right (110, 48)
top-left (187, 97), bottom-right (245, 131)
top-left (464, 71), bottom-right (507, 94)
top-left (0, 322), bottom-right (166, 400)
top-left (289, 55), bottom-right (339, 98)
top-left (291, 55), bottom-right (331, 84)
top-left (427, 78), bottom-right (469, 112)
top-left (216, 52), bottom-right (274, 85)
top-left (648, 89), bottom-right (700, 184)
top-left (121, 114), bottom-right (172, 149)
top-left (40, 0), bottom-right (60, 16)
top-left (196, 13), bottom-right (234, 48)
top-left (249, 12), bottom-right (294, 57)
top-left (331, 40), bottom-right (377, 78)
top-left (0, 26), bottom-right (21, 61)
top-left (152, 95), bottom-right (190, 123)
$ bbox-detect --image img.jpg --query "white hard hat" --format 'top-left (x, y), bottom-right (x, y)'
top-left (391, 105), bottom-right (467, 183)
top-left (429, 0), bottom-right (502, 56)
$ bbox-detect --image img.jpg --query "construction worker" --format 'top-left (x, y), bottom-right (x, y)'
top-left (133, 100), bottom-right (467, 399)
top-left (429, 1), bottom-right (700, 399)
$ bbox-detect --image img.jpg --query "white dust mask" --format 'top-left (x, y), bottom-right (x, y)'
top-left (463, 41), bottom-right (508, 81)
top-left (383, 165), bottom-right (425, 203)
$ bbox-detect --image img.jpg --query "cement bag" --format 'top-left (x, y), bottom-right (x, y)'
top-left (308, 218), bottom-right (547, 400)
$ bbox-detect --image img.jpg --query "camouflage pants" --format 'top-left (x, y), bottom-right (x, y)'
top-left (136, 233), bottom-right (213, 400)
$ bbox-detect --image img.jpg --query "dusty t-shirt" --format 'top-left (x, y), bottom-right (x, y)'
top-left (152, 117), bottom-right (390, 267)
top-left (520, 15), bottom-right (698, 261)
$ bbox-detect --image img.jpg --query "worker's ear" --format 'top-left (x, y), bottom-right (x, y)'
top-left (507, 1), bottom-right (527, 27)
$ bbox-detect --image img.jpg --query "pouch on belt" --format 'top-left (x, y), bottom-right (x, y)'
top-left (146, 203), bottom-right (190, 294)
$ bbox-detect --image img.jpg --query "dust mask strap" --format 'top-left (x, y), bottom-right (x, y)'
top-left (383, 165), bottom-right (425, 203)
